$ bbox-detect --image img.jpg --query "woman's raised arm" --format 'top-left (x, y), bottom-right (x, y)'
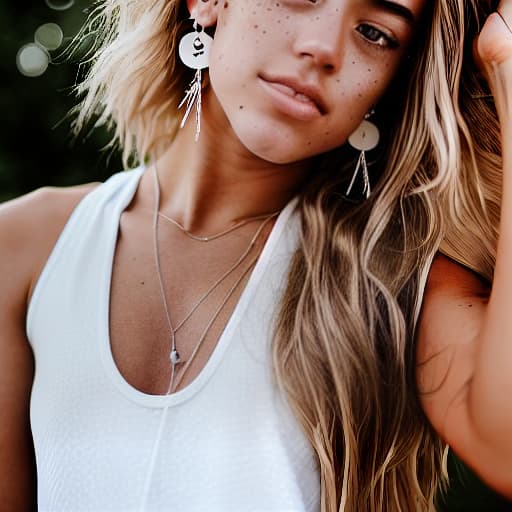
top-left (417, 3), bottom-right (512, 499)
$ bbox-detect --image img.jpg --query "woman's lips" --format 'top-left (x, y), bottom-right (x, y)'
top-left (258, 77), bottom-right (324, 122)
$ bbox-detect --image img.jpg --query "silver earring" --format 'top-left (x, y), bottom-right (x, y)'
top-left (346, 113), bottom-right (380, 199)
top-left (178, 18), bottom-right (213, 141)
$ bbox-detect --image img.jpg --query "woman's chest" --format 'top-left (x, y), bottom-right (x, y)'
top-left (108, 213), bottom-right (271, 395)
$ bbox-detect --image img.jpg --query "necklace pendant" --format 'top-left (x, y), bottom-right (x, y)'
top-left (170, 349), bottom-right (181, 365)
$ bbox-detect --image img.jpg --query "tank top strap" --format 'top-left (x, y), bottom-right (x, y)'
top-left (26, 166), bottom-right (145, 341)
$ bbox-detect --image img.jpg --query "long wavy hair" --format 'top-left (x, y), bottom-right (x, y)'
top-left (71, 1), bottom-right (502, 510)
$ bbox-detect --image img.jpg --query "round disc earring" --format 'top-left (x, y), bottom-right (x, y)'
top-left (178, 18), bottom-right (214, 141)
top-left (345, 115), bottom-right (380, 199)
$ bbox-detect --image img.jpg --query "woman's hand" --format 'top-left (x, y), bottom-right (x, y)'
top-left (476, 2), bottom-right (512, 116)
top-left (477, 3), bottom-right (512, 67)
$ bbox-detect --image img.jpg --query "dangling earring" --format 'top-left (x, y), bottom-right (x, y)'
top-left (178, 17), bottom-right (214, 141)
top-left (345, 112), bottom-right (380, 199)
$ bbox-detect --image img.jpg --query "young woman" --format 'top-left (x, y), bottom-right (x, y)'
top-left (1, 0), bottom-right (511, 510)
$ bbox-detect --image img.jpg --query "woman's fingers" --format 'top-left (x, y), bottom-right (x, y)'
top-left (477, 3), bottom-right (512, 69)
top-left (474, 3), bottom-right (512, 115)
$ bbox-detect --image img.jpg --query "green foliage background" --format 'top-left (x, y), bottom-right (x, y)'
top-left (0, 2), bottom-right (511, 510)
top-left (0, 0), bottom-right (121, 203)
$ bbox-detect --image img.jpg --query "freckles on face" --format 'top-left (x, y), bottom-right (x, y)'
top-left (207, 0), bottom-right (419, 164)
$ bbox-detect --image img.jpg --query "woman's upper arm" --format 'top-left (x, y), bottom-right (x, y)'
top-left (0, 190), bottom-right (47, 511)
top-left (416, 253), bottom-right (512, 496)
top-left (0, 286), bottom-right (37, 511)
top-left (0, 183), bottom-right (98, 511)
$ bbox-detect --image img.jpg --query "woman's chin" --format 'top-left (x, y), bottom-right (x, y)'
top-left (232, 126), bottom-right (318, 165)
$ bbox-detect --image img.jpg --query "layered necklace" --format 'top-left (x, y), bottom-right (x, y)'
top-left (151, 165), bottom-right (280, 394)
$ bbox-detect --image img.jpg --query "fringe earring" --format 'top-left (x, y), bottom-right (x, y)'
top-left (345, 113), bottom-right (380, 200)
top-left (178, 18), bottom-right (214, 141)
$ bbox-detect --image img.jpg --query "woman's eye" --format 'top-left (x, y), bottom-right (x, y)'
top-left (356, 24), bottom-right (399, 49)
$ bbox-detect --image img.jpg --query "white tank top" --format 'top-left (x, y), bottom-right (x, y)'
top-left (26, 167), bottom-right (321, 512)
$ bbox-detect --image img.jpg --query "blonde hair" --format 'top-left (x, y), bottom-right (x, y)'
top-left (72, 1), bottom-right (502, 510)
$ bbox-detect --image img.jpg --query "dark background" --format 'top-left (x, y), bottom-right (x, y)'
top-left (0, 0), bottom-right (121, 203)
top-left (1, 2), bottom-right (510, 510)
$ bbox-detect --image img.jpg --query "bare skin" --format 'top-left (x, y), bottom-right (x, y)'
top-left (7, 0), bottom-right (512, 508)
top-left (0, 0), bottom-right (426, 506)
top-left (417, 2), bottom-right (512, 499)
top-left (0, 184), bottom-right (97, 511)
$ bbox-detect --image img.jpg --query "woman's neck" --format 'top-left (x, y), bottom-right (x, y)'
top-left (154, 90), bottom-right (312, 233)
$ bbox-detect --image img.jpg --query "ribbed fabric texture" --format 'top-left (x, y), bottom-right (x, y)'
top-left (26, 167), bottom-right (321, 512)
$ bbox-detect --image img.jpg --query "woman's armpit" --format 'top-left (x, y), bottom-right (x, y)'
top-left (416, 253), bottom-right (489, 431)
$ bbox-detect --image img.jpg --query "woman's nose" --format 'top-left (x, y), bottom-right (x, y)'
top-left (293, 16), bottom-right (345, 73)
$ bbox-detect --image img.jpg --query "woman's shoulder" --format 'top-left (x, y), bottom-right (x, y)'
top-left (416, 251), bottom-right (492, 465)
top-left (425, 252), bottom-right (491, 295)
top-left (0, 182), bottom-right (99, 509)
top-left (0, 181), bottom-right (101, 308)
top-left (418, 252), bottom-right (490, 360)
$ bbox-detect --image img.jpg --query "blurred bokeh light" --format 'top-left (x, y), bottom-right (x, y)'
top-left (16, 43), bottom-right (50, 77)
top-left (45, 0), bottom-right (76, 10)
top-left (0, 0), bottom-right (121, 203)
top-left (35, 23), bottom-right (64, 51)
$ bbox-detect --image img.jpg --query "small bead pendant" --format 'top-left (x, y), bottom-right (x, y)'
top-left (170, 349), bottom-right (181, 365)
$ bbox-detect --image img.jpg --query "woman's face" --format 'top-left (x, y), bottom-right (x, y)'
top-left (196, 0), bottom-right (426, 164)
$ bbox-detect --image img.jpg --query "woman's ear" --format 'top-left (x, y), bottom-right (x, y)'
top-left (186, 0), bottom-right (218, 28)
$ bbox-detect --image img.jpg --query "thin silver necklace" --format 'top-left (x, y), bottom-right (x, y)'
top-left (158, 210), bottom-right (280, 242)
top-left (151, 165), bottom-right (279, 394)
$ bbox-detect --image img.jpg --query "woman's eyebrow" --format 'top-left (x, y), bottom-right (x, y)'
top-left (372, 0), bottom-right (416, 25)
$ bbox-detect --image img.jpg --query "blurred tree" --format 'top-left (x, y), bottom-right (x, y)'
top-left (0, 0), bottom-right (122, 202)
